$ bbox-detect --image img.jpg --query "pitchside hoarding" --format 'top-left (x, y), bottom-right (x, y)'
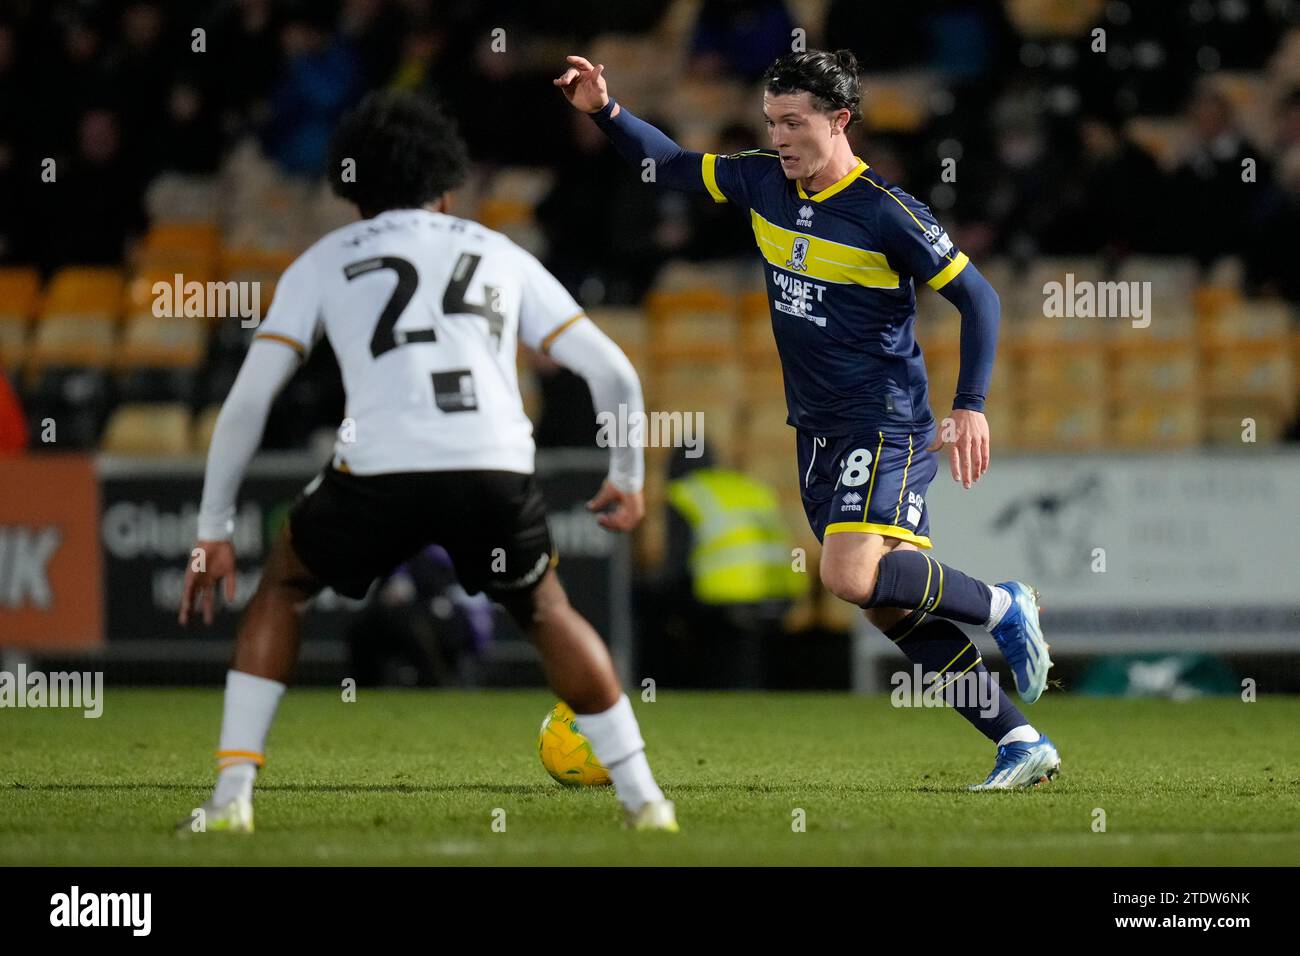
top-left (0, 455), bottom-right (103, 649)
top-left (94, 451), bottom-right (628, 674)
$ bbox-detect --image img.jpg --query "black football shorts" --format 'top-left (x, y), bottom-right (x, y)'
top-left (288, 467), bottom-right (556, 600)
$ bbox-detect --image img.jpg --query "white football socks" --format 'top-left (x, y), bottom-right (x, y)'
top-left (984, 585), bottom-right (1012, 630)
top-left (575, 693), bottom-right (664, 812)
top-left (997, 724), bottom-right (1040, 747)
top-left (212, 669), bottom-right (286, 805)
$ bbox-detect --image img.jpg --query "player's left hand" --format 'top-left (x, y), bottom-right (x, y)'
top-left (179, 539), bottom-right (238, 626)
top-left (587, 479), bottom-right (644, 532)
top-left (927, 409), bottom-right (989, 489)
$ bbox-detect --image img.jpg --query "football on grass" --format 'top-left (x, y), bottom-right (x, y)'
top-left (538, 701), bottom-right (612, 787)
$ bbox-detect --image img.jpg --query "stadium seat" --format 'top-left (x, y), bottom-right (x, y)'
top-left (858, 74), bottom-right (935, 133)
top-left (587, 307), bottom-right (648, 356)
top-left (1201, 341), bottom-right (1296, 421)
top-left (0, 317), bottom-right (28, 371)
top-left (42, 267), bottom-right (124, 321)
top-left (1109, 399), bottom-right (1201, 448)
top-left (1014, 399), bottom-right (1107, 450)
top-left (116, 314), bottom-right (207, 369)
top-left (27, 315), bottom-right (116, 379)
top-left (1108, 340), bottom-right (1197, 398)
top-left (101, 402), bottom-right (193, 456)
top-left (0, 267), bottom-right (39, 371)
top-left (135, 222), bottom-right (221, 275)
top-left (1012, 341), bottom-right (1107, 395)
top-left (0, 267), bottom-right (41, 319)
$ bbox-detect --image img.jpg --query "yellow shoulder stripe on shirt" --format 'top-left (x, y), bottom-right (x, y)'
top-left (861, 176), bottom-right (971, 290)
top-left (254, 332), bottom-right (307, 356)
top-left (702, 150), bottom-right (779, 204)
top-left (702, 153), bottom-right (727, 203)
top-left (749, 210), bottom-right (900, 288)
top-left (541, 312), bottom-right (587, 353)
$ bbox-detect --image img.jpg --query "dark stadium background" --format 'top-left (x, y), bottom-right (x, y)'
top-left (2, 0), bottom-right (1298, 692)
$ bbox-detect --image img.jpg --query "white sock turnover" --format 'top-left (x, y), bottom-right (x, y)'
top-left (212, 669), bottom-right (286, 805)
top-left (984, 585), bottom-right (1013, 630)
top-left (575, 693), bottom-right (664, 812)
top-left (996, 724), bottom-right (1040, 747)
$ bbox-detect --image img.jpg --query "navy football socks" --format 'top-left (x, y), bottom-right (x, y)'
top-left (864, 549), bottom-right (993, 626)
top-left (884, 610), bottom-right (1027, 743)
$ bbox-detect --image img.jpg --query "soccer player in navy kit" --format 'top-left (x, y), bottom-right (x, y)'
top-left (556, 50), bottom-right (1060, 789)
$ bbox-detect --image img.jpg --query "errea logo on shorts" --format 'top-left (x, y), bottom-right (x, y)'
top-left (841, 491), bottom-right (863, 512)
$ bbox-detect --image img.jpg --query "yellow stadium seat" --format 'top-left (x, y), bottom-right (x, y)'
top-left (1199, 301), bottom-right (1294, 345)
top-left (102, 403), bottom-right (193, 456)
top-left (123, 267), bottom-right (218, 317)
top-left (0, 316), bottom-right (29, 371)
top-left (1014, 399), bottom-right (1107, 450)
top-left (0, 267), bottom-right (41, 320)
top-left (1109, 400), bottom-right (1200, 448)
top-left (1108, 341), bottom-right (1198, 399)
top-left (1203, 404), bottom-right (1287, 445)
top-left (1201, 340), bottom-right (1295, 413)
top-left (42, 267), bottom-right (124, 320)
top-left (27, 315), bottom-right (116, 376)
top-left (1194, 285), bottom-right (1242, 320)
top-left (142, 222), bottom-right (221, 258)
top-left (1011, 342), bottom-right (1107, 396)
top-left (116, 314), bottom-right (206, 369)
top-left (587, 307), bottom-right (647, 353)
top-left (648, 361), bottom-right (742, 405)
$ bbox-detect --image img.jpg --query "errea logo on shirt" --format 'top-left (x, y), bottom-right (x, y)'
top-left (796, 204), bottom-right (814, 227)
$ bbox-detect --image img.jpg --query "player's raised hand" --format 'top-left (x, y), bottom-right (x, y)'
top-left (587, 478), bottom-right (644, 532)
top-left (553, 55), bottom-right (611, 114)
top-left (179, 539), bottom-right (238, 626)
top-left (928, 409), bottom-right (990, 489)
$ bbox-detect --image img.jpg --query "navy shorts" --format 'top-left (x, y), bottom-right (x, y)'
top-left (796, 429), bottom-right (938, 547)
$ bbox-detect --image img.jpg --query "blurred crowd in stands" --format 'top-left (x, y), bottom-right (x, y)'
top-left (3, 0), bottom-right (1298, 296)
top-left (1, 0), bottom-right (1299, 469)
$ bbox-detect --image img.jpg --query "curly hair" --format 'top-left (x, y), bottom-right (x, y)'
top-left (762, 49), bottom-right (862, 127)
top-left (328, 90), bottom-right (470, 218)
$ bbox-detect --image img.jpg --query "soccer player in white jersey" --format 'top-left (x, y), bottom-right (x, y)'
top-left (177, 91), bottom-right (677, 833)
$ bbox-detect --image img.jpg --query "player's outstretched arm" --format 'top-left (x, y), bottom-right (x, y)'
top-left (179, 341), bottom-right (300, 624)
top-left (553, 55), bottom-right (713, 195)
top-left (931, 262), bottom-right (1000, 488)
top-left (545, 318), bottom-right (647, 533)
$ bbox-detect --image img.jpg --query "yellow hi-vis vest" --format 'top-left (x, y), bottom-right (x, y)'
top-left (665, 469), bottom-right (809, 606)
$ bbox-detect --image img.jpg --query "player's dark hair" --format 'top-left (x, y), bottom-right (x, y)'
top-left (763, 49), bottom-right (862, 127)
top-left (328, 90), bottom-right (470, 218)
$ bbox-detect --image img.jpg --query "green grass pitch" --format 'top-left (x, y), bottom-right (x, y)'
top-left (3, 689), bottom-right (1298, 866)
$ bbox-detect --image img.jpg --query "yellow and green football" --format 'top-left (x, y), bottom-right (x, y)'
top-left (538, 701), bottom-right (611, 787)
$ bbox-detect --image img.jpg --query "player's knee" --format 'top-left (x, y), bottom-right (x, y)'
top-left (502, 573), bottom-right (570, 633)
top-left (819, 554), bottom-right (880, 607)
